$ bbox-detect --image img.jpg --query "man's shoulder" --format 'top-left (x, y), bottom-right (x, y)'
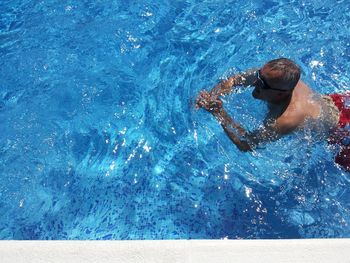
top-left (275, 88), bottom-right (321, 133)
top-left (275, 112), bottom-right (304, 134)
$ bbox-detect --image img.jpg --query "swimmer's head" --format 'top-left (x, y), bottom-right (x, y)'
top-left (262, 58), bottom-right (301, 90)
top-left (252, 58), bottom-right (301, 103)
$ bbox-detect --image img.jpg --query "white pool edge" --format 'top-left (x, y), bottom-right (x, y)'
top-left (1, 239), bottom-right (350, 263)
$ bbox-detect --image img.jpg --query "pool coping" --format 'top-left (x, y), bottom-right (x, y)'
top-left (1, 239), bottom-right (350, 263)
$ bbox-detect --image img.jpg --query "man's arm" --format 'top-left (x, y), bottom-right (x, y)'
top-left (210, 69), bottom-right (257, 97)
top-left (212, 108), bottom-right (252, 151)
top-left (212, 108), bottom-right (286, 152)
top-left (195, 91), bottom-right (277, 151)
top-left (195, 92), bottom-right (251, 151)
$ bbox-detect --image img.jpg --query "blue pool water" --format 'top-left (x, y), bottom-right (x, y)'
top-left (1, 0), bottom-right (350, 239)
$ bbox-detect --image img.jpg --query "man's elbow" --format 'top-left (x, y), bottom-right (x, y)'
top-left (237, 141), bottom-right (253, 152)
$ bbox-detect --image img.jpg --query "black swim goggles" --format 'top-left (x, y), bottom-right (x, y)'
top-left (256, 70), bottom-right (289, 92)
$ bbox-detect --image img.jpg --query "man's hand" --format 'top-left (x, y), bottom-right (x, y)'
top-left (195, 90), bottom-right (222, 113)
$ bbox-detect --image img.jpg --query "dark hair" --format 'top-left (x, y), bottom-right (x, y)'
top-left (265, 58), bottom-right (301, 89)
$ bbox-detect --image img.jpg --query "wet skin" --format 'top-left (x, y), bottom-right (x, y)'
top-left (196, 64), bottom-right (324, 151)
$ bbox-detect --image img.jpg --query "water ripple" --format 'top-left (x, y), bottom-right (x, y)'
top-left (1, 0), bottom-right (350, 239)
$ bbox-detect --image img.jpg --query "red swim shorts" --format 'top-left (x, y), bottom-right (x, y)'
top-left (328, 93), bottom-right (350, 171)
top-left (329, 93), bottom-right (350, 128)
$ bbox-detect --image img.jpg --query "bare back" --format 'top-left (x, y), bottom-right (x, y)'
top-left (272, 81), bottom-right (324, 134)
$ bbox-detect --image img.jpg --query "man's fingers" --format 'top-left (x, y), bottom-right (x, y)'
top-left (196, 90), bottom-right (223, 112)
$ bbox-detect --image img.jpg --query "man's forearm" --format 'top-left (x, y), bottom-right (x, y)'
top-left (221, 123), bottom-right (252, 152)
top-left (214, 108), bottom-right (248, 137)
top-left (209, 78), bottom-right (237, 97)
top-left (212, 108), bottom-right (252, 152)
top-left (209, 70), bottom-right (257, 97)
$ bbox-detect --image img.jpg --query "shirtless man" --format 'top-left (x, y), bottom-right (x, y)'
top-left (196, 58), bottom-right (350, 170)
